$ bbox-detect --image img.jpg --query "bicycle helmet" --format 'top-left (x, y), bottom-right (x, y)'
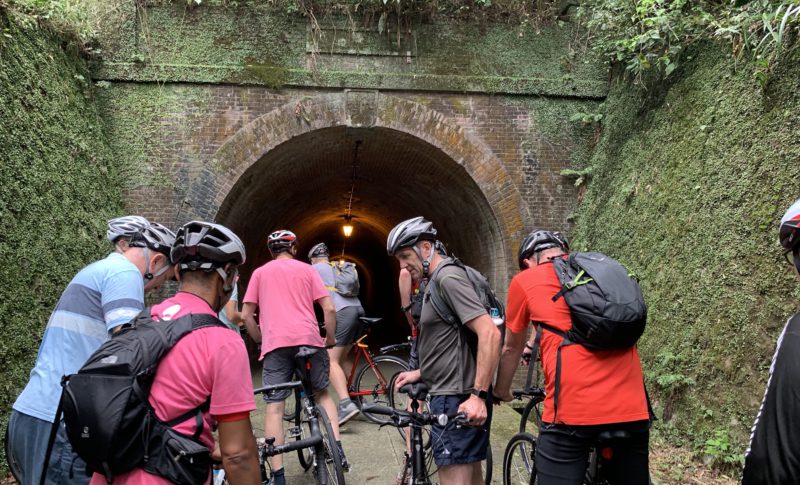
top-left (434, 240), bottom-right (447, 257)
top-left (107, 215), bottom-right (150, 243)
top-left (780, 198), bottom-right (800, 251)
top-left (171, 221), bottom-right (246, 270)
top-left (386, 217), bottom-right (438, 256)
top-left (518, 230), bottom-right (569, 269)
top-left (308, 242), bottom-right (329, 261)
top-left (267, 230), bottom-right (297, 253)
top-left (129, 222), bottom-right (176, 256)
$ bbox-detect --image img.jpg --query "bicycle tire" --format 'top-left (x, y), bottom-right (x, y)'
top-left (352, 355), bottom-right (408, 424)
top-left (483, 444), bottom-right (493, 485)
top-left (5, 424), bottom-right (23, 482)
top-left (503, 432), bottom-right (537, 485)
top-left (315, 405), bottom-right (345, 485)
top-left (518, 397), bottom-right (543, 437)
top-left (294, 399), bottom-right (314, 471)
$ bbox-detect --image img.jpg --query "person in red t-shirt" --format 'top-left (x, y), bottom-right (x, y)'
top-left (494, 230), bottom-right (651, 485)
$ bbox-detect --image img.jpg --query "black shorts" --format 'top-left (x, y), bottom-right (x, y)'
top-left (535, 420), bottom-right (650, 485)
top-left (335, 305), bottom-right (365, 346)
top-left (261, 346), bottom-right (330, 402)
top-left (429, 394), bottom-right (492, 466)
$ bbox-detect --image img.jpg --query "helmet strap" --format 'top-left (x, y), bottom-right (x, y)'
top-left (415, 242), bottom-right (434, 278)
top-left (214, 265), bottom-right (237, 313)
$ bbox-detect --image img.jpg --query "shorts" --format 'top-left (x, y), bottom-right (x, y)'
top-left (261, 346), bottom-right (330, 402)
top-left (7, 410), bottom-right (90, 485)
top-left (429, 394), bottom-right (493, 466)
top-left (535, 420), bottom-right (650, 485)
top-left (334, 305), bottom-right (365, 346)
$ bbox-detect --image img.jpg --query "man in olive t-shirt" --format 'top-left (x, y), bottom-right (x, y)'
top-left (389, 217), bottom-right (501, 485)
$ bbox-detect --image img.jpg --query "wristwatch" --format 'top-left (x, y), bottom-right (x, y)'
top-left (401, 302), bottom-right (413, 313)
top-left (471, 388), bottom-right (489, 400)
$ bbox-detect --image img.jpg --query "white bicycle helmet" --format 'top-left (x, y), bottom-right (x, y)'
top-left (171, 221), bottom-right (246, 270)
top-left (268, 230), bottom-right (297, 253)
top-left (308, 242), bottom-right (329, 261)
top-left (129, 222), bottom-right (176, 257)
top-left (107, 215), bottom-right (150, 243)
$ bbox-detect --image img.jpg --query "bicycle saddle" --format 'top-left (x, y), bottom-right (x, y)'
top-left (400, 382), bottom-right (429, 401)
top-left (359, 316), bottom-right (382, 326)
top-left (295, 346), bottom-right (320, 359)
top-left (596, 430), bottom-right (631, 443)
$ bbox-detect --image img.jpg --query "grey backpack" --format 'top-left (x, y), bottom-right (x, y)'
top-left (329, 261), bottom-right (360, 297)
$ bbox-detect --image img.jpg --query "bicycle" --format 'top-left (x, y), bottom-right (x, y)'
top-left (247, 347), bottom-right (345, 485)
top-left (503, 428), bottom-right (636, 485)
top-left (346, 316), bottom-right (409, 424)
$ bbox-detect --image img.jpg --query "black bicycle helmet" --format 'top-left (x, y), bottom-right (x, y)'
top-left (780, 198), bottom-right (800, 251)
top-left (129, 222), bottom-right (176, 256)
top-left (434, 240), bottom-right (447, 257)
top-left (518, 229), bottom-right (569, 269)
top-left (308, 242), bottom-right (329, 261)
top-left (171, 221), bottom-right (246, 270)
top-left (107, 215), bottom-right (150, 243)
top-left (267, 229), bottom-right (297, 253)
top-left (386, 217), bottom-right (438, 256)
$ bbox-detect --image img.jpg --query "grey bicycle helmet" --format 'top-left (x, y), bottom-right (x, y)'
top-left (780, 198), bottom-right (800, 251)
top-left (107, 215), bottom-right (150, 243)
top-left (308, 242), bottom-right (329, 261)
top-left (267, 229), bottom-right (297, 253)
top-left (518, 230), bottom-right (569, 269)
top-left (129, 222), bottom-right (176, 256)
top-left (434, 240), bottom-right (447, 257)
top-left (171, 221), bottom-right (246, 270)
top-left (386, 217), bottom-right (438, 256)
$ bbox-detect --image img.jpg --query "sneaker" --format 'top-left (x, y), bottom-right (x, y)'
top-left (337, 400), bottom-right (360, 425)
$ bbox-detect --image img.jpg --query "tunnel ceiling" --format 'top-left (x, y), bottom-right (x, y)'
top-left (217, 125), bottom-right (502, 277)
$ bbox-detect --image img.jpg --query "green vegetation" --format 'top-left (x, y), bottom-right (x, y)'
top-left (0, 8), bottom-right (123, 470)
top-left (570, 42), bottom-right (800, 472)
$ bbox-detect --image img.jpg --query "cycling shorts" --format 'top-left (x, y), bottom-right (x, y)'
top-left (261, 346), bottom-right (330, 402)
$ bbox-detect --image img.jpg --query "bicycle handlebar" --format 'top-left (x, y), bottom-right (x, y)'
top-left (253, 380), bottom-right (303, 395)
top-left (379, 342), bottom-right (412, 354)
top-left (361, 404), bottom-right (468, 427)
top-left (512, 387), bottom-right (545, 400)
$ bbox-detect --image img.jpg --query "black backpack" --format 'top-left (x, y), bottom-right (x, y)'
top-left (427, 257), bottom-right (506, 328)
top-left (58, 310), bottom-right (225, 484)
top-left (533, 252), bottom-right (648, 421)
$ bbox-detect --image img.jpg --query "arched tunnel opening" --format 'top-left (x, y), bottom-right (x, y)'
top-left (216, 125), bottom-right (507, 351)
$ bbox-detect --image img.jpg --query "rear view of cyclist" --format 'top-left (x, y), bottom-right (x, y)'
top-left (308, 242), bottom-right (365, 425)
top-left (241, 230), bottom-right (348, 484)
top-left (494, 230), bottom-right (651, 485)
top-left (742, 197), bottom-right (800, 484)
top-left (7, 216), bottom-right (175, 485)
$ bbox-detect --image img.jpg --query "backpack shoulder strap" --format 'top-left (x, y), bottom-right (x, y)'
top-left (427, 259), bottom-right (461, 325)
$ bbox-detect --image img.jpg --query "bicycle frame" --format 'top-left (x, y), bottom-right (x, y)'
top-left (346, 334), bottom-right (391, 400)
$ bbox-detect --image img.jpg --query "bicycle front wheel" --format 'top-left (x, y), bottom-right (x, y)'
top-left (315, 405), bottom-right (345, 485)
top-left (519, 398), bottom-right (543, 437)
top-left (503, 432), bottom-right (537, 485)
top-left (353, 355), bottom-right (409, 424)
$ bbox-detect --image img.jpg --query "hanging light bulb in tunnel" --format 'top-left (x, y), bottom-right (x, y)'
top-left (342, 221), bottom-right (354, 238)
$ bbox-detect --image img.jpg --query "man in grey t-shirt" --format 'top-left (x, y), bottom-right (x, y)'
top-left (309, 242), bottom-right (365, 425)
top-left (388, 217), bottom-right (501, 485)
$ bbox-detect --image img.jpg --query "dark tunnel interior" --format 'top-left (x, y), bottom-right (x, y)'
top-left (215, 125), bottom-right (506, 350)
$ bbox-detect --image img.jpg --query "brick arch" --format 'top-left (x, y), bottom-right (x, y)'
top-left (182, 92), bottom-right (527, 340)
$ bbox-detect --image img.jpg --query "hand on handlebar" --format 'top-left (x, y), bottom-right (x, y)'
top-left (458, 394), bottom-right (488, 427)
top-left (492, 387), bottom-right (514, 404)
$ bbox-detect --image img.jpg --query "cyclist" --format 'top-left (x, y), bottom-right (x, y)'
top-left (241, 230), bottom-right (348, 484)
top-left (389, 217), bottom-right (500, 485)
top-left (89, 220), bottom-right (260, 485)
top-left (308, 242), bottom-right (365, 425)
top-left (7, 216), bottom-right (175, 485)
top-left (494, 229), bottom-right (651, 485)
top-left (742, 197), bottom-right (800, 484)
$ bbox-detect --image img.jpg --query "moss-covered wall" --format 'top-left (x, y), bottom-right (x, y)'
top-left (0, 9), bottom-right (124, 467)
top-left (572, 42), bottom-right (800, 467)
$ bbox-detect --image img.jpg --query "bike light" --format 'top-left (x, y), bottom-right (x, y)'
top-left (600, 447), bottom-right (613, 460)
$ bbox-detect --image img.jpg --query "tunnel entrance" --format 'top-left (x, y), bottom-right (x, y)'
top-left (215, 125), bottom-right (505, 349)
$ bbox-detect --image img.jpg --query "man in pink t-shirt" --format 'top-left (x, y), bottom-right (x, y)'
top-left (242, 230), bottom-right (346, 484)
top-left (91, 221), bottom-right (260, 485)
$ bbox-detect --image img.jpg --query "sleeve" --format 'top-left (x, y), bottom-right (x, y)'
top-left (505, 276), bottom-right (530, 334)
top-left (310, 266), bottom-right (330, 301)
top-left (101, 267), bottom-right (145, 332)
top-left (242, 270), bottom-right (259, 304)
top-left (209, 336), bottom-right (256, 416)
top-left (230, 284), bottom-right (238, 303)
top-left (438, 270), bottom-right (487, 326)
